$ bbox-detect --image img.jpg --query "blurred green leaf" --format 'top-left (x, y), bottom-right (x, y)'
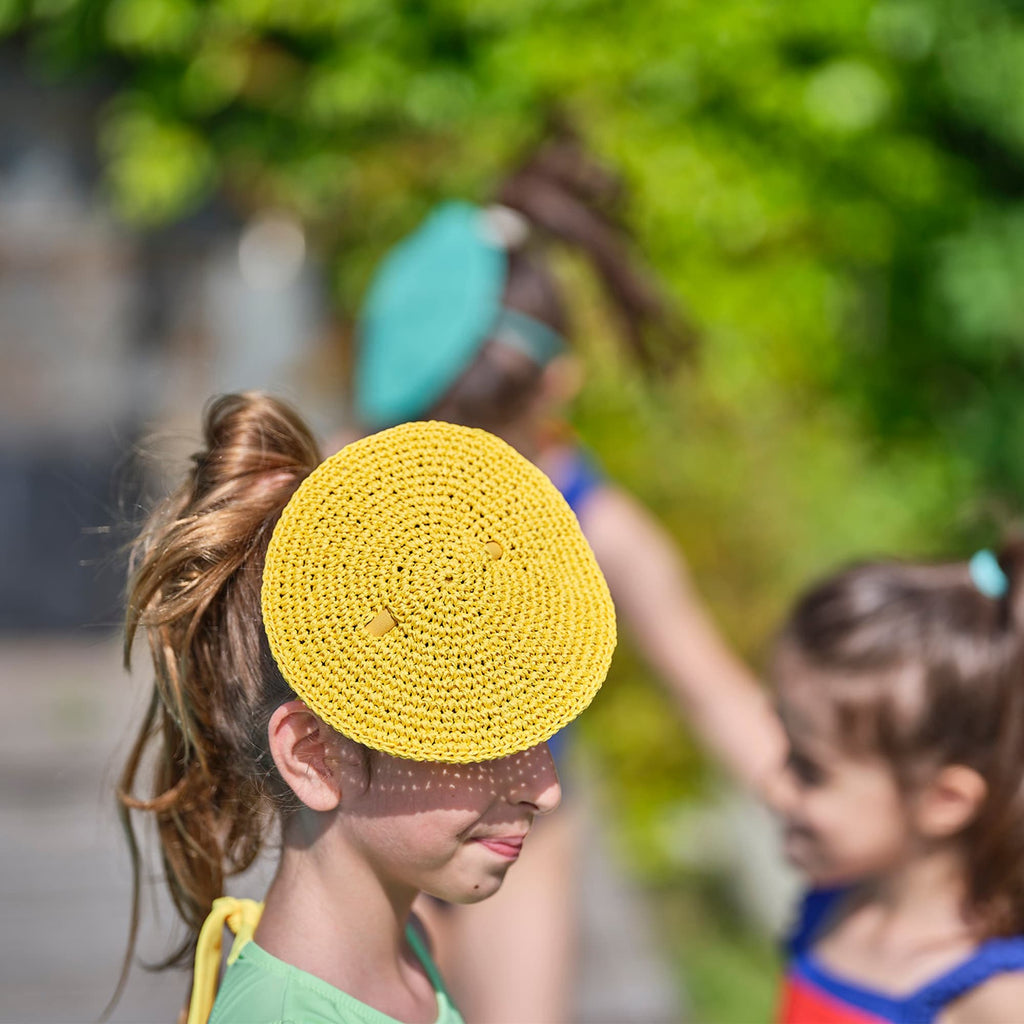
top-left (9, 5), bottom-right (1024, 1014)
top-left (104, 0), bottom-right (198, 55)
top-left (100, 100), bottom-right (215, 221)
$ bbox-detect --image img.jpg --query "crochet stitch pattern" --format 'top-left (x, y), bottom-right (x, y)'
top-left (262, 420), bottom-right (616, 763)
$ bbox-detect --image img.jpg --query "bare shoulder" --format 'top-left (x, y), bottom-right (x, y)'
top-left (575, 483), bottom-right (670, 557)
top-left (573, 480), bottom-right (636, 532)
top-left (943, 971), bottom-right (1024, 1023)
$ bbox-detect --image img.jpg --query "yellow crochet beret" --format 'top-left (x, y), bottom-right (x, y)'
top-left (261, 420), bottom-right (616, 763)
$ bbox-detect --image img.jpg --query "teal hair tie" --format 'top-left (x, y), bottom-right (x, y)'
top-left (355, 201), bottom-right (564, 428)
top-left (969, 549), bottom-right (1008, 599)
top-left (491, 308), bottom-right (565, 368)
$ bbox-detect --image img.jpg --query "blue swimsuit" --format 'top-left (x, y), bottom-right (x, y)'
top-left (545, 448), bottom-right (604, 766)
top-left (780, 889), bottom-right (1024, 1023)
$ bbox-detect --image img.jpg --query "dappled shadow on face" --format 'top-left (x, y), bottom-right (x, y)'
top-left (340, 742), bottom-right (561, 819)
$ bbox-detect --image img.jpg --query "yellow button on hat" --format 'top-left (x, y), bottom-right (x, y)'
top-left (261, 420), bottom-right (615, 763)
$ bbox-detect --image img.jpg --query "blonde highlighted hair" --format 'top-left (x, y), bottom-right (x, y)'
top-left (116, 393), bottom-right (320, 980)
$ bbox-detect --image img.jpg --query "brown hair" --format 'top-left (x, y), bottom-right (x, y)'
top-left (115, 393), bottom-right (320, 983)
top-left (427, 125), bottom-right (697, 432)
top-left (776, 541), bottom-right (1024, 936)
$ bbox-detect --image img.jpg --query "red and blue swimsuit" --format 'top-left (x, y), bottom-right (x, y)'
top-left (779, 889), bottom-right (1024, 1023)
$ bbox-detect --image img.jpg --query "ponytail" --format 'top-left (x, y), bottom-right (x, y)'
top-left (778, 538), bottom-right (1024, 937)
top-left (115, 393), bottom-right (320, 984)
top-left (495, 121), bottom-right (698, 366)
top-left (426, 127), bottom-right (696, 433)
top-left (966, 537), bottom-right (1024, 936)
top-left (995, 536), bottom-right (1024, 633)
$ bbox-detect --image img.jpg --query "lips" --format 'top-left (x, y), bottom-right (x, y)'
top-left (782, 824), bottom-right (817, 866)
top-left (473, 835), bottom-right (526, 859)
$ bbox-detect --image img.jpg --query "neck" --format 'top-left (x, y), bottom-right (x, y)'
top-left (865, 845), bottom-right (975, 945)
top-left (256, 811), bottom-right (419, 990)
top-left (496, 421), bottom-right (542, 462)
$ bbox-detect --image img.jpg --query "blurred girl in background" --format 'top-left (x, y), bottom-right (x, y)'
top-left (758, 547), bottom-right (1024, 1022)
top-left (355, 132), bottom-right (784, 1023)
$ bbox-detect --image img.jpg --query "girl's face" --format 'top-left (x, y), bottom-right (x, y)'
top-left (770, 669), bottom-right (914, 886)
top-left (340, 742), bottom-right (561, 904)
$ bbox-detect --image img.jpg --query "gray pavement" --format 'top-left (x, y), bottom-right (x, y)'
top-left (0, 636), bottom-right (188, 1022)
top-left (0, 636), bottom-right (681, 1023)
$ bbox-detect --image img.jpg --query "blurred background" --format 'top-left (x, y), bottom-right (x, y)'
top-left (2, 0), bottom-right (1023, 1020)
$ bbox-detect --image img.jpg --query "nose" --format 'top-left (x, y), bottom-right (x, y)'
top-left (503, 742), bottom-right (561, 815)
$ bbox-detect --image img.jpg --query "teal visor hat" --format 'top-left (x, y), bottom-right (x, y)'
top-left (356, 201), bottom-right (566, 429)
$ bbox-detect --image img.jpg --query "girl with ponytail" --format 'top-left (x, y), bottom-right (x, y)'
top-left (355, 131), bottom-right (781, 1022)
top-left (119, 393), bottom-right (320, 977)
top-left (115, 391), bottom-right (616, 1023)
top-left (354, 130), bottom-right (1024, 1021)
top-left (764, 545), bottom-right (1024, 1022)
top-left (645, 541), bottom-right (1024, 1022)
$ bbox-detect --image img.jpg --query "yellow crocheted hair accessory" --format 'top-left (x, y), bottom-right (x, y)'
top-left (261, 420), bottom-right (616, 763)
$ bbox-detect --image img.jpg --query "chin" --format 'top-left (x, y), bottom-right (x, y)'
top-left (436, 873), bottom-right (508, 906)
top-left (421, 872), bottom-right (505, 905)
top-left (785, 845), bottom-right (832, 885)
top-left (785, 836), bottom-right (841, 885)
top-left (455, 887), bottom-right (499, 905)
top-left (796, 858), bottom-right (866, 888)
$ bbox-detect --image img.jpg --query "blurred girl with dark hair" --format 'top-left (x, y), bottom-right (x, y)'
top-left (354, 133), bottom-right (782, 1022)
top-left (762, 546), bottom-right (1024, 1021)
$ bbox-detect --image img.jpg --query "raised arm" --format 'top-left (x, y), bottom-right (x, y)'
top-left (578, 483), bottom-right (787, 797)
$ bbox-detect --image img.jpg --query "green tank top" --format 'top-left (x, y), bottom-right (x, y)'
top-left (207, 924), bottom-right (465, 1024)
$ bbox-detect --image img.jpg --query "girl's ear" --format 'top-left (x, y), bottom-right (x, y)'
top-left (268, 701), bottom-right (359, 812)
top-left (915, 764), bottom-right (987, 839)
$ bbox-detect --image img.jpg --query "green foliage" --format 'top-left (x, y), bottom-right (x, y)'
top-left (9, 0), bottom-right (1018, 830)
top-left (5, 1), bottom-right (1023, 510)
top-left (661, 877), bottom-right (782, 1024)
top-left (99, 98), bottom-right (216, 220)
top-left (7, 4), bottom-right (1024, 1011)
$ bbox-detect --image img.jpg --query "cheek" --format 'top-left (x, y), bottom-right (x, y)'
top-left (797, 785), bottom-right (908, 866)
top-left (851, 790), bottom-right (908, 854)
top-left (377, 809), bottom-right (476, 855)
top-left (787, 790), bottom-right (848, 849)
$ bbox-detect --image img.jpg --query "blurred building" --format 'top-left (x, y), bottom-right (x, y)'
top-left (0, 47), bottom-right (332, 632)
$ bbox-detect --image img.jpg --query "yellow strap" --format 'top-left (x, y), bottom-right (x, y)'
top-left (186, 897), bottom-right (264, 1024)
